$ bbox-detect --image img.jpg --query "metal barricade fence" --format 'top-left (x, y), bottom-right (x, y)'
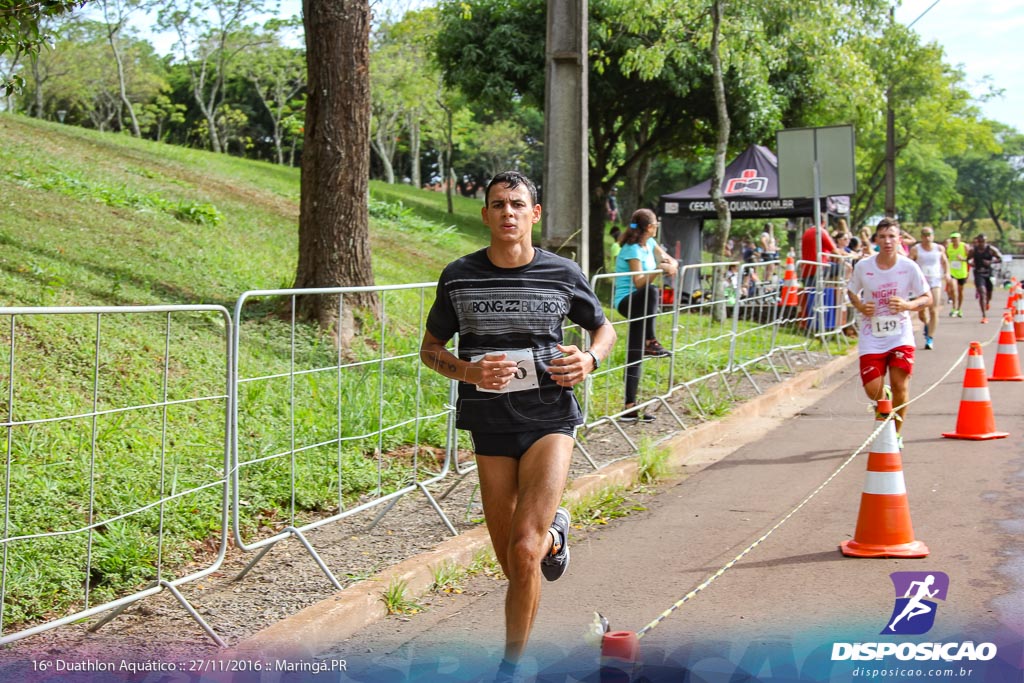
top-left (727, 260), bottom-right (787, 392)
top-left (0, 265), bottom-right (856, 646)
top-left (581, 257), bottom-right (854, 459)
top-left (663, 260), bottom-right (747, 410)
top-left (0, 305), bottom-right (233, 647)
top-left (585, 269), bottom-right (676, 429)
top-left (230, 285), bottom-right (459, 589)
top-left (800, 253), bottom-right (856, 354)
top-left (584, 262), bottom-right (763, 451)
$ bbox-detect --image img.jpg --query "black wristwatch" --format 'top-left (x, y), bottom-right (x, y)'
top-left (585, 350), bottom-right (601, 370)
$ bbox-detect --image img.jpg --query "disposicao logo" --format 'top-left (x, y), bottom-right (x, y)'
top-left (884, 571), bottom-right (948, 635)
top-left (831, 571), bottom-right (998, 662)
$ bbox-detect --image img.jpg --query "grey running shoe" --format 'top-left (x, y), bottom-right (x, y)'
top-left (620, 409), bottom-right (655, 424)
top-left (541, 507), bottom-right (571, 581)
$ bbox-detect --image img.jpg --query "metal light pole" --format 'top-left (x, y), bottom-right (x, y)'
top-left (542, 0), bottom-right (589, 271)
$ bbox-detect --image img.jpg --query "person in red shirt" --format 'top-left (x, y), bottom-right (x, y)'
top-left (800, 222), bottom-right (844, 282)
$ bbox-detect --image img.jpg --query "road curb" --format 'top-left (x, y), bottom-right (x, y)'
top-left (229, 350), bottom-right (857, 659)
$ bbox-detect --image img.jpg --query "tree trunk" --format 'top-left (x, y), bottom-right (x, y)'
top-left (408, 114), bottom-right (421, 189)
top-left (107, 24), bottom-right (141, 137)
top-left (372, 129), bottom-right (396, 184)
top-left (709, 0), bottom-right (731, 256)
top-left (709, 0), bottom-right (731, 322)
top-left (985, 204), bottom-right (1006, 243)
top-left (441, 99), bottom-right (454, 213)
top-left (30, 55), bottom-right (43, 118)
top-left (295, 0), bottom-right (377, 338)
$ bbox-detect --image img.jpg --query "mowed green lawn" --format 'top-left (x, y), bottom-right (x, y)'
top-left (0, 114), bottom-right (480, 627)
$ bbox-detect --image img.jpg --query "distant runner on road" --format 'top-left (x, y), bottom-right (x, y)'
top-left (945, 232), bottom-right (969, 318)
top-left (967, 234), bottom-right (1003, 324)
top-left (908, 226), bottom-right (949, 350)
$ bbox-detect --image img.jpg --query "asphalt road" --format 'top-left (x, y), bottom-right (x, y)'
top-left (226, 289), bottom-right (1020, 683)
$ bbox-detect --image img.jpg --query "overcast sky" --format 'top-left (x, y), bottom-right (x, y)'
top-left (895, 0), bottom-right (1023, 133)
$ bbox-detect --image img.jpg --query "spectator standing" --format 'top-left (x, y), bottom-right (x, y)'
top-left (945, 232), bottom-right (968, 317)
top-left (908, 226), bottom-right (949, 349)
top-left (847, 218), bottom-right (932, 445)
top-left (613, 208), bottom-right (678, 422)
top-left (741, 238), bottom-right (759, 264)
top-left (606, 188), bottom-right (619, 224)
top-left (858, 225), bottom-right (878, 255)
top-left (419, 171), bottom-right (616, 680)
top-left (800, 221), bottom-right (844, 282)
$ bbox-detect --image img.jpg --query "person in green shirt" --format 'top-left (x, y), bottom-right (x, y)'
top-left (945, 232), bottom-right (969, 318)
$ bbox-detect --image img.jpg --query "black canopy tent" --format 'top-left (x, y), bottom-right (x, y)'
top-left (657, 144), bottom-right (849, 295)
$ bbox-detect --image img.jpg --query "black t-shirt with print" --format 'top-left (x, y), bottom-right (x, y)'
top-left (426, 247), bottom-right (607, 432)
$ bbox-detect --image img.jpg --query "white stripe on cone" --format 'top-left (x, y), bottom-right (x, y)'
top-left (962, 387), bottom-right (992, 402)
top-left (873, 428), bottom-right (898, 454)
top-left (967, 355), bottom-right (985, 370)
top-left (863, 471), bottom-right (908, 495)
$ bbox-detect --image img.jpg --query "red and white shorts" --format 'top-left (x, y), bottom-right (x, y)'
top-left (859, 345), bottom-right (915, 385)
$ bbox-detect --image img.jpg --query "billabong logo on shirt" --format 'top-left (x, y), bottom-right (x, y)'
top-left (455, 299), bottom-right (566, 315)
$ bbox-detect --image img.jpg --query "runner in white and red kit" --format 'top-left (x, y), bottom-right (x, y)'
top-left (847, 218), bottom-right (933, 444)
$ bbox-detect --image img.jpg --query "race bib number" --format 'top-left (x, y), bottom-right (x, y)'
top-left (471, 348), bottom-right (539, 393)
top-left (923, 265), bottom-right (941, 278)
top-left (950, 260), bottom-right (962, 271)
top-left (871, 315), bottom-right (902, 338)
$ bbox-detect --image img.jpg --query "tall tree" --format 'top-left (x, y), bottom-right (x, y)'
top-left (295, 0), bottom-right (376, 337)
top-left (435, 0), bottom-right (889, 274)
top-left (98, 0), bottom-right (142, 136)
top-left (370, 11), bottom-right (447, 185)
top-left (951, 124), bottom-right (1024, 245)
top-left (22, 18), bottom-right (165, 129)
top-left (847, 22), bottom-right (980, 227)
top-left (707, 0), bottom-right (731, 257)
top-left (242, 20), bottom-right (305, 165)
top-left (156, 0), bottom-right (267, 153)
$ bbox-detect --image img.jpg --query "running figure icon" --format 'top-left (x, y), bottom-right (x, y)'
top-left (888, 574), bottom-right (939, 632)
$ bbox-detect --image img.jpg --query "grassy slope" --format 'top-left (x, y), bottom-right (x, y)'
top-left (0, 114), bottom-right (492, 626)
top-left (0, 114), bottom-right (488, 306)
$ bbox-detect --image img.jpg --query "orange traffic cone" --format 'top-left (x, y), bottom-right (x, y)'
top-left (840, 399), bottom-right (928, 558)
top-left (777, 256), bottom-right (799, 308)
top-left (942, 342), bottom-right (1009, 440)
top-left (989, 314), bottom-right (1024, 381)
top-left (1014, 290), bottom-right (1024, 342)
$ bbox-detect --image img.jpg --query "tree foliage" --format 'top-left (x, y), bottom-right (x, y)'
top-left (950, 123), bottom-right (1024, 244)
top-left (435, 0), bottom-right (893, 272)
top-left (1, 0), bottom-right (88, 93)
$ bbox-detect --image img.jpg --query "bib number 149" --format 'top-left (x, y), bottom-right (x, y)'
top-left (872, 315), bottom-right (901, 338)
